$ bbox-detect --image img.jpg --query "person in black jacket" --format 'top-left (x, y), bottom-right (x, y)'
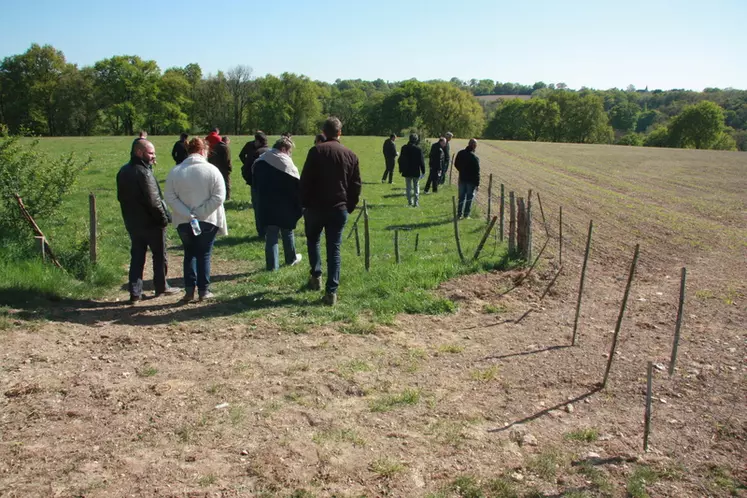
top-left (423, 137), bottom-right (446, 193)
top-left (239, 131), bottom-right (270, 237)
top-left (454, 138), bottom-right (481, 219)
top-left (300, 117), bottom-right (362, 305)
top-left (398, 133), bottom-right (426, 207)
top-left (253, 137), bottom-right (303, 271)
top-left (171, 133), bottom-right (189, 165)
top-left (209, 136), bottom-right (233, 200)
top-left (381, 134), bottom-right (398, 184)
top-left (116, 140), bottom-right (180, 303)
top-left (439, 132), bottom-right (453, 185)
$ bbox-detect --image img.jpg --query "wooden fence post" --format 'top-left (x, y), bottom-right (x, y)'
top-left (394, 229), bottom-right (400, 264)
top-left (354, 225), bottom-right (361, 257)
top-left (516, 197), bottom-right (525, 258)
top-left (415, 232), bottom-right (420, 252)
top-left (559, 206), bottom-right (563, 265)
top-left (537, 192), bottom-right (549, 237)
top-left (668, 267), bottom-right (687, 376)
top-left (572, 220), bottom-right (593, 346)
top-left (89, 192), bottom-right (97, 264)
top-left (487, 174), bottom-right (493, 223)
top-left (363, 200), bottom-right (371, 272)
top-left (449, 154), bottom-right (454, 185)
top-left (526, 193), bottom-right (533, 263)
top-left (452, 196), bottom-right (466, 263)
top-left (35, 236), bottom-right (46, 262)
top-left (644, 361), bottom-right (654, 452)
top-left (602, 244), bottom-right (640, 388)
top-left (508, 191), bottom-right (516, 255)
top-left (473, 216), bottom-right (498, 261)
top-left (499, 184), bottom-right (505, 242)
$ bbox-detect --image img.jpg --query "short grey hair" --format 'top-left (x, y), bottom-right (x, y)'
top-left (445, 132), bottom-right (453, 139)
top-left (273, 136), bottom-right (295, 152)
top-left (323, 116), bottom-right (342, 138)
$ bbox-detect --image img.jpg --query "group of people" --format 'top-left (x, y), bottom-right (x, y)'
top-left (385, 132), bottom-right (480, 218)
top-left (116, 117), bottom-right (361, 306)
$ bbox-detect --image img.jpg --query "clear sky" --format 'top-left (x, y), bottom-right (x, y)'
top-left (1, 0), bottom-right (745, 91)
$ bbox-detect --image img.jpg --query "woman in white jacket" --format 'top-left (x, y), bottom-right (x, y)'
top-left (165, 137), bottom-right (227, 302)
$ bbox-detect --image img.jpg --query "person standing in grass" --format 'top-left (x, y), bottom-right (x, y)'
top-left (209, 136), bottom-right (233, 200)
top-left (117, 140), bottom-right (181, 303)
top-left (253, 137), bottom-right (303, 271)
top-left (398, 133), bottom-right (426, 207)
top-left (205, 127), bottom-right (221, 151)
top-left (454, 138), bottom-right (481, 219)
top-left (172, 133), bottom-right (189, 165)
top-left (439, 131), bottom-right (453, 185)
top-left (165, 138), bottom-right (227, 302)
top-left (423, 137), bottom-right (446, 194)
top-left (300, 116), bottom-right (361, 306)
top-left (381, 133), bottom-right (398, 184)
top-left (239, 131), bottom-right (270, 237)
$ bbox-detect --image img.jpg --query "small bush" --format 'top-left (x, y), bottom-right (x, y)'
top-left (617, 133), bottom-right (643, 146)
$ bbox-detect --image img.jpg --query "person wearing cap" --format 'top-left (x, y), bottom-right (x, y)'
top-left (440, 132), bottom-right (453, 185)
top-left (398, 133), bottom-right (426, 207)
top-left (423, 137), bottom-right (446, 194)
top-left (454, 138), bottom-right (481, 219)
top-left (381, 133), bottom-right (398, 184)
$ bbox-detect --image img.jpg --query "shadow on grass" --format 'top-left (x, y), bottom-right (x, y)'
top-left (118, 272), bottom-right (258, 292)
top-left (480, 344), bottom-right (572, 361)
top-left (213, 235), bottom-right (263, 247)
top-left (1, 287), bottom-right (313, 327)
top-left (385, 218), bottom-right (452, 231)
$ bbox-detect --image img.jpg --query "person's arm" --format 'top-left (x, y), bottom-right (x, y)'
top-left (138, 169), bottom-right (169, 227)
top-left (474, 155), bottom-right (481, 187)
top-left (192, 169), bottom-right (226, 218)
top-left (171, 143), bottom-right (178, 163)
top-left (347, 159), bottom-right (362, 214)
top-left (225, 146), bottom-right (232, 172)
top-left (299, 147), bottom-right (317, 208)
top-left (238, 143), bottom-right (249, 165)
top-left (164, 173), bottom-right (192, 219)
top-left (419, 149), bottom-right (426, 176)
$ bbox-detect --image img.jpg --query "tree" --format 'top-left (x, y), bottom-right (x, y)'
top-left (380, 80), bottom-right (425, 135)
top-left (419, 82), bottom-right (485, 137)
top-left (608, 101), bottom-right (641, 132)
top-left (194, 72), bottom-right (231, 132)
top-left (523, 98), bottom-right (560, 141)
top-left (562, 94), bottom-right (613, 143)
top-left (668, 101), bottom-right (726, 149)
top-left (484, 99), bottom-right (528, 140)
top-left (226, 65), bottom-right (253, 134)
top-left (145, 69), bottom-right (191, 134)
top-left (635, 109), bottom-right (662, 133)
top-left (279, 73), bottom-right (322, 134)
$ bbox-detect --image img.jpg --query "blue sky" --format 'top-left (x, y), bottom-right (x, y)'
top-left (1, 0), bottom-right (745, 91)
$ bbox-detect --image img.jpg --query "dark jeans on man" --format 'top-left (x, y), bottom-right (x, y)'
top-left (439, 163), bottom-right (449, 185)
top-left (128, 227), bottom-right (168, 298)
top-left (458, 182), bottom-right (478, 218)
top-left (381, 158), bottom-right (395, 184)
top-left (304, 208), bottom-right (349, 294)
top-left (251, 186), bottom-right (265, 238)
top-left (176, 221), bottom-right (218, 296)
top-left (265, 225), bottom-right (297, 271)
top-left (424, 168), bottom-right (440, 193)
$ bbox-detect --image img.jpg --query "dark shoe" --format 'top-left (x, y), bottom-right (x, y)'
top-left (322, 292), bottom-right (337, 306)
top-left (308, 276), bottom-right (322, 291)
top-left (182, 289), bottom-right (195, 302)
top-left (155, 286), bottom-right (182, 298)
top-left (129, 294), bottom-right (141, 304)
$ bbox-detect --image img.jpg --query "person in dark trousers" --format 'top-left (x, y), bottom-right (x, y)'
top-left (300, 117), bottom-right (361, 306)
top-left (116, 140), bottom-right (180, 303)
top-left (381, 134), bottom-right (398, 184)
top-left (172, 133), bottom-right (189, 165)
top-left (439, 131), bottom-right (453, 185)
top-left (240, 131), bottom-right (270, 237)
top-left (209, 136), bottom-right (233, 200)
top-left (253, 137), bottom-right (303, 271)
top-left (398, 133), bottom-right (426, 207)
top-left (454, 138), bottom-right (481, 219)
top-left (423, 137), bottom-right (446, 193)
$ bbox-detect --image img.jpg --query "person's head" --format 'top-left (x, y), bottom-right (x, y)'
top-left (273, 136), bottom-right (295, 156)
top-left (179, 132), bottom-right (188, 141)
top-left (322, 117), bottom-right (342, 140)
top-left (445, 132), bottom-right (453, 141)
top-left (187, 137), bottom-right (209, 157)
top-left (468, 138), bottom-right (478, 151)
top-left (438, 136), bottom-right (447, 146)
top-left (390, 133), bottom-right (397, 141)
top-left (281, 132), bottom-right (292, 139)
top-left (138, 130), bottom-right (148, 139)
top-left (254, 131), bottom-right (268, 147)
top-left (408, 133), bottom-right (419, 145)
top-left (133, 140), bottom-right (156, 165)
top-left (314, 133), bottom-right (325, 145)
top-left (211, 127), bottom-right (219, 134)
top-left (222, 136), bottom-right (230, 144)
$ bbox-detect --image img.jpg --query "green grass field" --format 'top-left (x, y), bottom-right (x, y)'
top-left (1, 135), bottom-right (511, 328)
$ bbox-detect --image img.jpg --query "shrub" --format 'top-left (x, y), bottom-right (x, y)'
top-left (643, 126), bottom-right (671, 148)
top-left (617, 133), bottom-right (644, 146)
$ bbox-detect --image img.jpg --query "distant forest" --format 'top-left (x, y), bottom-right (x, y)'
top-left (1, 44), bottom-right (745, 151)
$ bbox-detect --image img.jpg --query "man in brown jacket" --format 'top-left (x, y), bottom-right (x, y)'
top-left (300, 117), bottom-right (361, 305)
top-left (209, 136), bottom-right (233, 200)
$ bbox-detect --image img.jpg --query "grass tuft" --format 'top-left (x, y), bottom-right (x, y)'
top-left (626, 465), bottom-right (658, 498)
top-left (564, 428), bottom-right (599, 442)
top-left (369, 457), bottom-right (405, 478)
top-left (369, 388), bottom-right (421, 412)
top-left (470, 365), bottom-right (499, 382)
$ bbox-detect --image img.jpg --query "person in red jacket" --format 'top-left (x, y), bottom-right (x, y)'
top-left (205, 127), bottom-right (221, 150)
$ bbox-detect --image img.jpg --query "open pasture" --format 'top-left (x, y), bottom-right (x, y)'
top-left (0, 137), bottom-right (745, 497)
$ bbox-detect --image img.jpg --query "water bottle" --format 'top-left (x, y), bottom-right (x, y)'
top-left (190, 217), bottom-right (202, 236)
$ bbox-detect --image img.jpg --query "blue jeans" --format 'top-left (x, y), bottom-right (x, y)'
top-left (304, 208), bottom-right (348, 294)
top-left (176, 221), bottom-right (218, 295)
top-left (127, 228), bottom-right (168, 297)
top-left (405, 177), bottom-right (420, 206)
top-left (458, 182), bottom-right (477, 217)
top-left (265, 225), bottom-right (297, 270)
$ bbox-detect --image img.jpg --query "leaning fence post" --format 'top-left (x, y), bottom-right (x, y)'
top-left (644, 361), bottom-right (654, 452)
top-left (363, 200), bottom-right (371, 272)
top-left (354, 225), bottom-right (361, 257)
top-left (499, 184), bottom-right (505, 242)
top-left (559, 206), bottom-right (563, 265)
top-left (572, 220), bottom-right (593, 346)
top-left (508, 191), bottom-right (516, 255)
top-left (537, 192), bottom-right (549, 237)
top-left (473, 216), bottom-right (498, 261)
top-left (394, 229), bottom-right (400, 264)
top-left (487, 174), bottom-right (493, 222)
top-left (602, 243), bottom-right (640, 388)
top-left (89, 192), bottom-right (97, 264)
top-left (452, 196), bottom-right (466, 263)
top-left (668, 267), bottom-right (687, 376)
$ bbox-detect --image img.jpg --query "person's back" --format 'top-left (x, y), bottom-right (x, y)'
top-left (429, 142), bottom-right (443, 169)
top-left (399, 143), bottom-right (425, 178)
top-left (301, 139), bottom-right (361, 212)
top-left (166, 153), bottom-right (226, 232)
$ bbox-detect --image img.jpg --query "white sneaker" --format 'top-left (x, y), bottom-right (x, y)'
top-left (290, 253), bottom-right (303, 266)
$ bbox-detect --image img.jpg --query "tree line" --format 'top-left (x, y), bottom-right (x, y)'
top-left (1, 44), bottom-right (745, 151)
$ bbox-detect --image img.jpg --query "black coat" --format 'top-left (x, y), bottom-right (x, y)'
top-left (382, 138), bottom-right (397, 163)
top-left (429, 142), bottom-right (444, 170)
top-left (171, 140), bottom-right (188, 164)
top-left (116, 157), bottom-right (170, 234)
top-left (398, 143), bottom-right (425, 178)
top-left (300, 139), bottom-right (361, 214)
top-left (454, 147), bottom-right (481, 186)
top-left (209, 142), bottom-right (232, 174)
top-left (253, 160), bottom-right (302, 230)
top-left (241, 145), bottom-right (269, 185)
